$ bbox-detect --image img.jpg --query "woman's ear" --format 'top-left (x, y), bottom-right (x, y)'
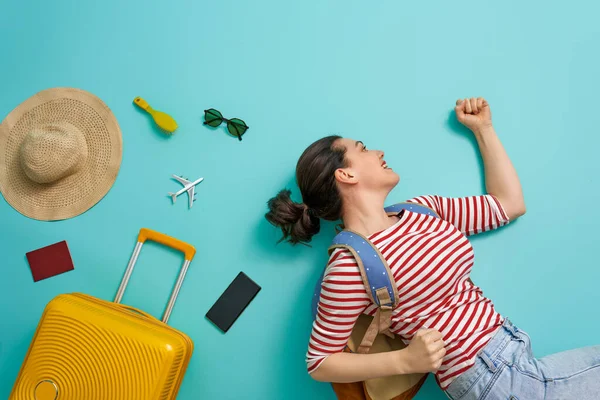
top-left (334, 168), bottom-right (358, 185)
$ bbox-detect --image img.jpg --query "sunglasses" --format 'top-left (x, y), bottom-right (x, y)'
top-left (203, 109), bottom-right (249, 141)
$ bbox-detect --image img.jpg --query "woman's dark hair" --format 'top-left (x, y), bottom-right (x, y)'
top-left (265, 135), bottom-right (348, 245)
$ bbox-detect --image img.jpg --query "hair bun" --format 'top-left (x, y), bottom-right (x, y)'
top-left (265, 189), bottom-right (320, 245)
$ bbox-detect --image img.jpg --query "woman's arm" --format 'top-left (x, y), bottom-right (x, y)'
top-left (311, 350), bottom-right (410, 382)
top-left (308, 249), bottom-right (446, 382)
top-left (310, 327), bottom-right (446, 383)
top-left (473, 125), bottom-right (525, 220)
top-left (455, 98), bottom-right (526, 221)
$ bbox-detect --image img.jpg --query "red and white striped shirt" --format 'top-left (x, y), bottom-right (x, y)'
top-left (306, 194), bottom-right (510, 390)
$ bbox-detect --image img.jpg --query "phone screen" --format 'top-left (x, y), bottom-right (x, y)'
top-left (205, 272), bottom-right (261, 333)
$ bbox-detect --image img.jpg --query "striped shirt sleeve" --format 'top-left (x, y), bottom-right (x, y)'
top-left (406, 194), bottom-right (510, 236)
top-left (306, 248), bottom-right (370, 374)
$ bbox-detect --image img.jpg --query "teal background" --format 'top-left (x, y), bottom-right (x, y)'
top-left (1, 1), bottom-right (599, 399)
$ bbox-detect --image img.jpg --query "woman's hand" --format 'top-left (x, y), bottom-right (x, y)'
top-left (455, 97), bottom-right (493, 133)
top-left (401, 328), bottom-right (447, 373)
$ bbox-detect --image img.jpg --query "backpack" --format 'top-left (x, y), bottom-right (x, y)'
top-left (311, 202), bottom-right (439, 400)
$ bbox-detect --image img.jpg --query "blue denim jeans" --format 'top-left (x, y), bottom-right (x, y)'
top-left (444, 317), bottom-right (600, 399)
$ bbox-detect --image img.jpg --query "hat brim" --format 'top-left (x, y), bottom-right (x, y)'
top-left (0, 88), bottom-right (123, 221)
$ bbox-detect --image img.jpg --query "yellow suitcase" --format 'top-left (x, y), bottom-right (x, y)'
top-left (10, 228), bottom-right (196, 400)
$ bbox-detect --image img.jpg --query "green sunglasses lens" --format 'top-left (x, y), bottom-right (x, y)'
top-left (227, 118), bottom-right (248, 140)
top-left (204, 109), bottom-right (223, 127)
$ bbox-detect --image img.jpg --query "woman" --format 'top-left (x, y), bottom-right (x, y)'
top-left (266, 98), bottom-right (600, 399)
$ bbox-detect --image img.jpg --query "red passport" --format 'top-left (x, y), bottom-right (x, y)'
top-left (26, 240), bottom-right (74, 282)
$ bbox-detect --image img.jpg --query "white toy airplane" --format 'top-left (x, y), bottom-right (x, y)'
top-left (168, 174), bottom-right (204, 209)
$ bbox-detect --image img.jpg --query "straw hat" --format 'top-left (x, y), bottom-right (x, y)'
top-left (0, 88), bottom-right (122, 221)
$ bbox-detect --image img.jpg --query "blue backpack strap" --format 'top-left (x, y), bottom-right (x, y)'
top-left (327, 230), bottom-right (399, 353)
top-left (311, 230), bottom-right (399, 317)
top-left (384, 201), bottom-right (440, 218)
top-left (328, 230), bottom-right (398, 310)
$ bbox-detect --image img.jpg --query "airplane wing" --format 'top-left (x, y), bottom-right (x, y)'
top-left (172, 175), bottom-right (191, 186)
top-left (187, 186), bottom-right (195, 208)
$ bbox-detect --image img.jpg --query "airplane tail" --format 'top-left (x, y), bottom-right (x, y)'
top-left (168, 192), bottom-right (177, 203)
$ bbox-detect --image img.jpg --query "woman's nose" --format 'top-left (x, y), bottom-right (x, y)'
top-left (377, 150), bottom-right (385, 158)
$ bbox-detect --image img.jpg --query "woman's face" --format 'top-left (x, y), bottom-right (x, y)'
top-left (335, 138), bottom-right (400, 191)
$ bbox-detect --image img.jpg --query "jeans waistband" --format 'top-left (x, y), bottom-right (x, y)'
top-left (443, 317), bottom-right (522, 399)
top-left (477, 317), bottom-right (521, 372)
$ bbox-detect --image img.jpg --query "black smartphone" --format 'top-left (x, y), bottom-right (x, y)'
top-left (205, 272), bottom-right (261, 333)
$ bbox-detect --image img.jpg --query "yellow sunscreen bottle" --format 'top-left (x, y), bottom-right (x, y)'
top-left (133, 96), bottom-right (178, 134)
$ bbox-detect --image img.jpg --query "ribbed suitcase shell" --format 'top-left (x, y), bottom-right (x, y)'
top-left (9, 293), bottom-right (193, 400)
top-left (9, 228), bottom-right (195, 400)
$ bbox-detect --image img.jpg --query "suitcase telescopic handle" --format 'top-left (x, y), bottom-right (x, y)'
top-left (137, 228), bottom-right (196, 261)
top-left (114, 228), bottom-right (196, 324)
